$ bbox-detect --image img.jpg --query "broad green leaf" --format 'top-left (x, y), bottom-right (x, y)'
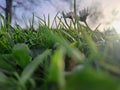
top-left (66, 68), bottom-right (120, 90)
top-left (12, 44), bottom-right (31, 68)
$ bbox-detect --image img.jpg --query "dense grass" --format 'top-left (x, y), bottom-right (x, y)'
top-left (0, 2), bottom-right (120, 90)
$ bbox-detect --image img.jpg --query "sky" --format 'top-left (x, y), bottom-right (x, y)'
top-left (35, 0), bottom-right (120, 32)
top-left (0, 0), bottom-right (120, 32)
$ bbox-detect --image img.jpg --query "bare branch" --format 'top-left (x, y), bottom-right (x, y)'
top-left (0, 5), bottom-right (5, 11)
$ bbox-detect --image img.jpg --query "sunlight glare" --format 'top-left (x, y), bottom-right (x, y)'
top-left (112, 7), bottom-right (120, 33)
top-left (112, 21), bottom-right (120, 33)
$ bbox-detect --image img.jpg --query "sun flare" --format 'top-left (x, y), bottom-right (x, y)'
top-left (112, 7), bottom-right (120, 33)
top-left (112, 21), bottom-right (120, 33)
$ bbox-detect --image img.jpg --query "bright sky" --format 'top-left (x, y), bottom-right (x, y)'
top-left (0, 0), bottom-right (120, 33)
top-left (35, 0), bottom-right (120, 33)
top-left (96, 0), bottom-right (120, 33)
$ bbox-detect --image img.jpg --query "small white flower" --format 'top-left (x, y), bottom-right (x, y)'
top-left (62, 11), bottom-right (75, 19)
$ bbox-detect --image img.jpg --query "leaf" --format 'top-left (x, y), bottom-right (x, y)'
top-left (0, 54), bottom-right (15, 71)
top-left (0, 72), bottom-right (7, 83)
top-left (12, 44), bottom-right (31, 68)
top-left (48, 47), bottom-right (66, 90)
top-left (0, 72), bottom-right (18, 90)
top-left (66, 68), bottom-right (120, 90)
top-left (19, 49), bottom-right (51, 85)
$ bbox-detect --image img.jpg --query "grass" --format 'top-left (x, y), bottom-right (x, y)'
top-left (0, 1), bottom-right (120, 89)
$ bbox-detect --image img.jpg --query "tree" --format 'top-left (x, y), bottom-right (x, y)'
top-left (6, 0), bottom-right (13, 23)
top-left (0, 0), bottom-right (40, 23)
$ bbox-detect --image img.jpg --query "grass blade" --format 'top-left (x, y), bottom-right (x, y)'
top-left (19, 49), bottom-right (51, 85)
top-left (48, 47), bottom-right (66, 90)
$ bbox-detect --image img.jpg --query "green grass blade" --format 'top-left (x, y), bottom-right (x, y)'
top-left (19, 49), bottom-right (51, 85)
top-left (48, 47), bottom-right (66, 90)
